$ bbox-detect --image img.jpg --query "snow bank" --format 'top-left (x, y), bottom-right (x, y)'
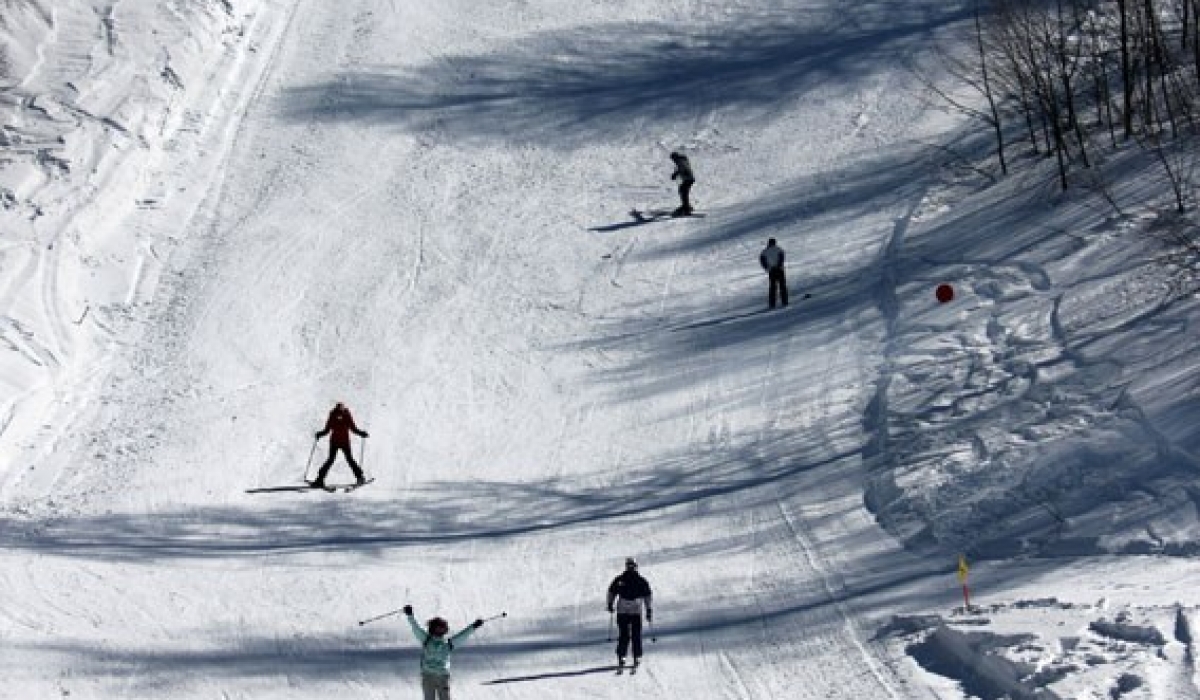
top-left (887, 596), bottom-right (1194, 699)
top-left (908, 625), bottom-right (1060, 699)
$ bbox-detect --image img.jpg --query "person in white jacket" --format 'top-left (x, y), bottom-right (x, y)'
top-left (606, 558), bottom-right (653, 667)
top-left (759, 238), bottom-right (788, 308)
top-left (403, 605), bottom-right (482, 700)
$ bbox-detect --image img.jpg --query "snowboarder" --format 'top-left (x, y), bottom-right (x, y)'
top-left (606, 557), bottom-right (653, 668)
top-left (759, 238), bottom-right (788, 308)
top-left (403, 605), bottom-right (483, 700)
top-left (310, 401), bottom-right (369, 489)
top-left (669, 152), bottom-right (695, 216)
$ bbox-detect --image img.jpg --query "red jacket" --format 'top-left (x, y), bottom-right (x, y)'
top-left (317, 407), bottom-right (366, 447)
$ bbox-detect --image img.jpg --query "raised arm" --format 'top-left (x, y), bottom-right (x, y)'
top-left (449, 625), bottom-right (477, 646)
top-left (406, 614), bottom-right (429, 644)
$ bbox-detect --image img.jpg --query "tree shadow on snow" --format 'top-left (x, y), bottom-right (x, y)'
top-left (277, 2), bottom-right (968, 148)
top-left (14, 547), bottom-right (945, 690)
top-left (558, 122), bottom-right (1200, 563)
top-left (0, 427), bottom-right (859, 561)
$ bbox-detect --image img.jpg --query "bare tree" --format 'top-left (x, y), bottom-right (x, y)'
top-left (916, 3), bottom-right (1011, 174)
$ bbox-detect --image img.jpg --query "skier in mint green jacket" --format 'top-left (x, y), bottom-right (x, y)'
top-left (403, 605), bottom-right (483, 700)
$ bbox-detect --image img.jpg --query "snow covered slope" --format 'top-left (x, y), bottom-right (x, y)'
top-left (2, 0), bottom-right (1198, 698)
top-left (0, 0), bottom-right (276, 491)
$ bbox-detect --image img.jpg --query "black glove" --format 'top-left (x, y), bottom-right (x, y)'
top-left (646, 611), bottom-right (653, 622)
top-left (472, 618), bottom-right (484, 629)
top-left (314, 431), bottom-right (322, 439)
top-left (362, 431), bottom-right (370, 438)
top-left (606, 605), bottom-right (613, 613)
top-left (403, 605), bottom-right (413, 616)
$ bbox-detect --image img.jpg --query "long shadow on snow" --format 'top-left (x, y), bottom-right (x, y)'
top-left (483, 666), bottom-right (615, 684)
top-left (18, 550), bottom-right (946, 688)
top-left (0, 429), bottom-right (858, 561)
top-left (9, 460), bottom-right (951, 687)
top-left (277, 2), bottom-right (968, 147)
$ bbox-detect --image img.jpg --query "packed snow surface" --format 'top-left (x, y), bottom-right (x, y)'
top-left (2, 0), bottom-right (1198, 698)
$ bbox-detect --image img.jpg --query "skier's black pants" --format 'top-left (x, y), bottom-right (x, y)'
top-left (768, 267), bottom-right (788, 308)
top-left (615, 613), bottom-right (643, 659)
top-left (316, 443), bottom-right (363, 483)
top-left (677, 179), bottom-right (694, 211)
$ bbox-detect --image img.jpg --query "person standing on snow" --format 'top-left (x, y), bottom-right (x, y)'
top-left (759, 238), bottom-right (788, 309)
top-left (606, 557), bottom-right (653, 667)
top-left (669, 152), bottom-right (695, 216)
top-left (310, 401), bottom-right (369, 489)
top-left (403, 605), bottom-right (483, 700)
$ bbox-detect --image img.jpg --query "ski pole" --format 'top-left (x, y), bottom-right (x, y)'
top-left (481, 611), bottom-right (508, 623)
top-left (303, 437), bottom-right (319, 482)
top-left (608, 611), bottom-right (614, 642)
top-left (358, 607), bottom-right (406, 626)
top-left (649, 617), bottom-right (657, 643)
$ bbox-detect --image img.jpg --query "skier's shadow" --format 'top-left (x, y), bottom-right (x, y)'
top-left (589, 208), bottom-right (676, 232)
top-left (244, 485), bottom-right (314, 494)
top-left (483, 665), bottom-right (615, 684)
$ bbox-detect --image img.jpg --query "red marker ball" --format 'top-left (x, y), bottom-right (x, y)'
top-left (935, 284), bottom-right (954, 303)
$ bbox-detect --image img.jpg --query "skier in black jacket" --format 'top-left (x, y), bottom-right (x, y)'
top-left (606, 557), bottom-right (653, 667)
top-left (759, 238), bottom-right (788, 308)
top-left (669, 152), bottom-right (695, 216)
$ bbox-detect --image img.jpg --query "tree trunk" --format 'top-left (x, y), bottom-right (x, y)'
top-left (976, 8), bottom-right (1008, 174)
top-left (1118, 0), bottom-right (1136, 138)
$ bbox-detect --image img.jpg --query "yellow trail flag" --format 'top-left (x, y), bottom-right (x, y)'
top-left (957, 555), bottom-right (969, 583)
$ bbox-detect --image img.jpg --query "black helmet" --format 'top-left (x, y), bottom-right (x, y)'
top-left (625, 557), bottom-right (638, 570)
top-left (669, 152), bottom-right (683, 160)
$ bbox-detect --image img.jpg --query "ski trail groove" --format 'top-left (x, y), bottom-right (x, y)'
top-left (776, 499), bottom-right (902, 699)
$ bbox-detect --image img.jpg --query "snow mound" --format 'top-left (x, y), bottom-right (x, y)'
top-left (887, 596), bottom-right (1199, 700)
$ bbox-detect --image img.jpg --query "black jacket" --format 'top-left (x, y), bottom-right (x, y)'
top-left (607, 571), bottom-right (653, 615)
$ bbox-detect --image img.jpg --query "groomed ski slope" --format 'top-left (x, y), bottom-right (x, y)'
top-left (1, 0), bottom-right (977, 697)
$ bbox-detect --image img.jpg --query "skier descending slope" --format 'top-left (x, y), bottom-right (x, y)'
top-left (310, 401), bottom-right (370, 489)
top-left (606, 557), bottom-right (654, 669)
top-left (403, 605), bottom-right (484, 700)
top-left (669, 152), bottom-right (696, 216)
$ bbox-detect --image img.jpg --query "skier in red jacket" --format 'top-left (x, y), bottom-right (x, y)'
top-left (310, 402), bottom-right (369, 488)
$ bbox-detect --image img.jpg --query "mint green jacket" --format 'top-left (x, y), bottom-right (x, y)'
top-left (407, 614), bottom-right (476, 676)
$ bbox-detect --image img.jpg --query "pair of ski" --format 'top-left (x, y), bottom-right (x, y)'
top-left (245, 478), bottom-right (373, 495)
top-left (307, 477), bottom-right (374, 493)
top-left (630, 207), bottom-right (704, 222)
top-left (616, 659), bottom-right (640, 675)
